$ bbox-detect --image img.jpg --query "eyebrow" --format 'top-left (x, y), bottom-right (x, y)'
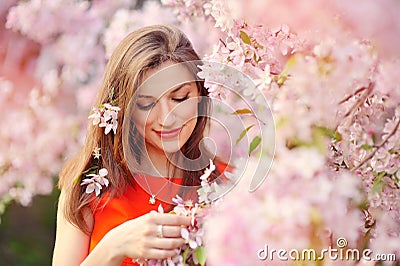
top-left (137, 82), bottom-right (192, 99)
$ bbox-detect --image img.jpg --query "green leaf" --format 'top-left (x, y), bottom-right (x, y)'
top-left (74, 166), bottom-right (99, 185)
top-left (82, 166), bottom-right (98, 174)
top-left (14, 181), bottom-right (24, 188)
top-left (358, 199), bottom-right (368, 211)
top-left (182, 247), bottom-right (189, 263)
top-left (232, 108), bottom-right (253, 115)
top-left (195, 246), bottom-right (207, 266)
top-left (73, 176), bottom-right (81, 186)
top-left (310, 126), bottom-right (342, 153)
top-left (240, 30), bottom-right (251, 44)
top-left (314, 126), bottom-right (342, 141)
top-left (277, 74), bottom-right (288, 86)
top-left (278, 54), bottom-right (297, 85)
top-left (373, 171), bottom-right (385, 178)
top-left (372, 179), bottom-right (385, 193)
top-left (312, 127), bottom-right (327, 153)
top-left (276, 116), bottom-right (289, 129)
top-left (371, 133), bottom-right (377, 144)
top-left (109, 86), bottom-right (115, 101)
top-left (248, 135), bottom-right (262, 155)
top-left (372, 172), bottom-right (386, 193)
top-left (236, 124), bottom-right (255, 145)
top-left (286, 138), bottom-right (311, 149)
top-left (361, 144), bottom-right (374, 151)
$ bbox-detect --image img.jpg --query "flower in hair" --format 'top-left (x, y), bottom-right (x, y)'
top-left (88, 103), bottom-right (120, 135)
top-left (93, 147), bottom-right (101, 159)
top-left (75, 147), bottom-right (109, 196)
top-left (80, 168), bottom-right (109, 196)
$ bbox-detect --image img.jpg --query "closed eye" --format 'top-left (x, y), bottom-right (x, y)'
top-left (136, 102), bottom-right (155, 111)
top-left (136, 93), bottom-right (190, 110)
top-left (172, 93), bottom-right (189, 102)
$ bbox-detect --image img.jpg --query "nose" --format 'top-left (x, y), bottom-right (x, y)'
top-left (156, 99), bottom-right (176, 128)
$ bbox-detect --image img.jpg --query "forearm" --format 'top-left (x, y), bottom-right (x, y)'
top-left (80, 230), bottom-right (126, 266)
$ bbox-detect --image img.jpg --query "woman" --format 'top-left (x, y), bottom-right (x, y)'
top-left (52, 25), bottom-right (224, 265)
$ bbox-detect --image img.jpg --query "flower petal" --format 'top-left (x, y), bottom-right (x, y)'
top-left (99, 168), bottom-right (108, 177)
top-left (181, 228), bottom-right (189, 239)
top-left (85, 184), bottom-right (95, 194)
top-left (189, 239), bottom-right (198, 249)
top-left (104, 124), bottom-right (112, 135)
top-left (158, 204), bottom-right (164, 214)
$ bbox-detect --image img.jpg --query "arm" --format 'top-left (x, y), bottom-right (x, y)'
top-left (52, 189), bottom-right (92, 266)
top-left (53, 190), bottom-right (192, 265)
top-left (52, 190), bottom-right (126, 266)
top-left (52, 190), bottom-right (126, 265)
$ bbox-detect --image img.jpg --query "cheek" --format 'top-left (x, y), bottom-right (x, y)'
top-left (132, 111), bottom-right (152, 135)
top-left (174, 99), bottom-right (199, 122)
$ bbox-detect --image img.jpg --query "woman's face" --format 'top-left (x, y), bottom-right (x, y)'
top-left (132, 61), bottom-right (200, 161)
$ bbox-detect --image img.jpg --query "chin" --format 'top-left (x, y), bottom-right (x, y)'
top-left (159, 142), bottom-right (183, 154)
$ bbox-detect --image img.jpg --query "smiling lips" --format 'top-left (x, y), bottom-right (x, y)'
top-left (154, 127), bottom-right (182, 139)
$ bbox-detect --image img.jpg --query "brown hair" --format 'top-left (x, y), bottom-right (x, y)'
top-left (58, 25), bottom-right (219, 233)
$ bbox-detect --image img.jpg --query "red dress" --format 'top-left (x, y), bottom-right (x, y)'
top-left (89, 176), bottom-right (184, 265)
top-left (89, 164), bottom-right (228, 265)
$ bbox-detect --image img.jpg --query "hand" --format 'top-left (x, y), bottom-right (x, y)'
top-left (106, 212), bottom-right (192, 262)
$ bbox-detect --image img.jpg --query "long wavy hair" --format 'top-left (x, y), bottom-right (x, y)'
top-left (58, 25), bottom-right (219, 233)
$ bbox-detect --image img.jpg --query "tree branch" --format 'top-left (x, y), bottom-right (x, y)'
top-left (342, 82), bottom-right (374, 118)
top-left (351, 117), bottom-right (400, 171)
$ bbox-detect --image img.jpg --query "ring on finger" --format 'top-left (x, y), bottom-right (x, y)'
top-left (157, 224), bottom-right (163, 238)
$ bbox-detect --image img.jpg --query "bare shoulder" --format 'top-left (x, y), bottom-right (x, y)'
top-left (52, 189), bottom-right (93, 266)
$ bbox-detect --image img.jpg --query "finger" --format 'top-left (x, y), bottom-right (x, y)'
top-left (161, 225), bottom-right (183, 238)
top-left (146, 248), bottom-right (179, 260)
top-left (150, 237), bottom-right (185, 250)
top-left (155, 213), bottom-right (191, 226)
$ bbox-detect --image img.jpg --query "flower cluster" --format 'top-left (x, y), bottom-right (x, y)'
top-left (80, 168), bottom-right (109, 197)
top-left (77, 147), bottom-right (110, 197)
top-left (161, 0), bottom-right (212, 22)
top-left (88, 103), bottom-right (120, 135)
top-left (81, 100), bottom-right (117, 195)
top-left (197, 159), bottom-right (220, 204)
top-left (197, 22), bottom-right (303, 106)
top-left (144, 160), bottom-right (219, 266)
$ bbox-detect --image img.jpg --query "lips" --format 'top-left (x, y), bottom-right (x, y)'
top-left (153, 127), bottom-right (182, 139)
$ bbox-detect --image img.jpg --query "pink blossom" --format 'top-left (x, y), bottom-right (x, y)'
top-left (88, 103), bottom-right (120, 135)
top-left (81, 168), bottom-right (109, 196)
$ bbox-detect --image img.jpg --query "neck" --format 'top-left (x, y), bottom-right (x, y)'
top-left (144, 144), bottom-right (171, 177)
